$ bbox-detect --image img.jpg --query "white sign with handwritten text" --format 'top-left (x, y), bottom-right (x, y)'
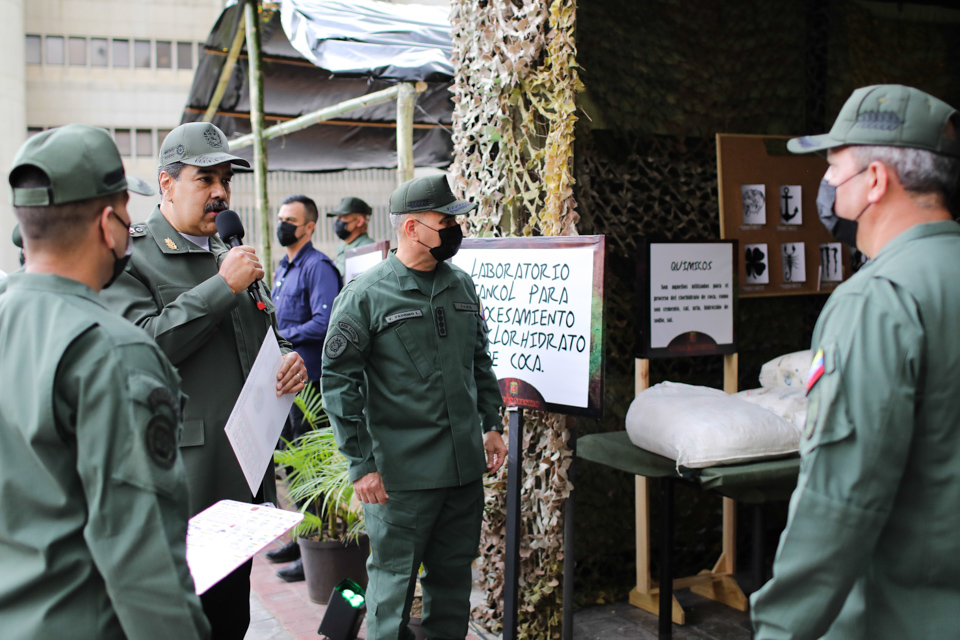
top-left (452, 243), bottom-right (598, 409)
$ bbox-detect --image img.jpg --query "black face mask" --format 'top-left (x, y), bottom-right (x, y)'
top-left (334, 219), bottom-right (352, 241)
top-left (816, 168), bottom-right (870, 248)
top-left (276, 221), bottom-right (299, 247)
top-left (417, 220), bottom-right (463, 262)
top-left (104, 214), bottom-right (133, 289)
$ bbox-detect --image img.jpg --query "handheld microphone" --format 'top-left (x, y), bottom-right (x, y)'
top-left (215, 209), bottom-right (267, 311)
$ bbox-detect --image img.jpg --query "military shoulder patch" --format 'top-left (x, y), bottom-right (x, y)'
top-left (338, 320), bottom-right (360, 345)
top-left (806, 349), bottom-right (825, 395)
top-left (130, 225), bottom-right (147, 238)
top-left (145, 415), bottom-right (178, 470)
top-left (147, 386), bottom-right (181, 420)
top-left (325, 333), bottom-right (348, 359)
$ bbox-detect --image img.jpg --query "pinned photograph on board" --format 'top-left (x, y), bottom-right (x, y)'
top-left (744, 244), bottom-right (769, 285)
top-left (781, 242), bottom-right (806, 283)
top-left (819, 242), bottom-right (843, 282)
top-left (779, 185), bottom-right (802, 225)
top-left (740, 184), bottom-right (766, 225)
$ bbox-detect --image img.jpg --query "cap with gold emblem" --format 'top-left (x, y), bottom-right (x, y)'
top-left (158, 122), bottom-right (251, 169)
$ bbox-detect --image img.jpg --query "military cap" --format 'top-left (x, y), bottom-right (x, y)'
top-left (326, 196), bottom-right (373, 217)
top-left (9, 124), bottom-right (153, 206)
top-left (158, 122), bottom-right (250, 169)
top-left (789, 85), bottom-right (960, 157)
top-left (389, 174), bottom-right (477, 216)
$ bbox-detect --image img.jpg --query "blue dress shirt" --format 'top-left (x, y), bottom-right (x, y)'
top-left (273, 242), bottom-right (342, 381)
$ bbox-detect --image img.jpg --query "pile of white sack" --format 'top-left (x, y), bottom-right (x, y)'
top-left (625, 350), bottom-right (813, 469)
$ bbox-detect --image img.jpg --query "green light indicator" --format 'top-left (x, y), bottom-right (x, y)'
top-left (341, 588), bottom-right (365, 608)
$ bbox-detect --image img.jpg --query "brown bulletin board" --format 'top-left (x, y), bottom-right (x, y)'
top-left (717, 133), bottom-right (850, 298)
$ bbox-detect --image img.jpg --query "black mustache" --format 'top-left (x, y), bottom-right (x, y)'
top-left (205, 200), bottom-right (228, 214)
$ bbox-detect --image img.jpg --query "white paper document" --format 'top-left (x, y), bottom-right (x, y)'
top-left (186, 500), bottom-right (303, 595)
top-left (225, 328), bottom-right (296, 495)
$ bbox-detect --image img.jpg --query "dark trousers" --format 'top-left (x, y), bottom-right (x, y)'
top-left (200, 558), bottom-right (252, 640)
top-left (363, 480), bottom-right (484, 640)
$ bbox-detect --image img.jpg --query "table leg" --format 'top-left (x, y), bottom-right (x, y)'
top-left (751, 503), bottom-right (765, 594)
top-left (659, 477), bottom-right (675, 640)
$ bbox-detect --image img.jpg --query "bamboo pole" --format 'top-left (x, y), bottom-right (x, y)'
top-left (228, 81), bottom-right (427, 151)
top-left (243, 0), bottom-right (272, 283)
top-left (203, 9), bottom-right (246, 123)
top-left (396, 82), bottom-right (416, 186)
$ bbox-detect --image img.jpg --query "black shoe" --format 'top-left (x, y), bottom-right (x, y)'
top-left (265, 540), bottom-right (300, 564)
top-left (276, 558), bottom-right (305, 583)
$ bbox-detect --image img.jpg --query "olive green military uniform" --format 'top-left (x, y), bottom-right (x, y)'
top-left (751, 221), bottom-right (960, 639)
top-left (101, 206), bottom-right (291, 514)
top-left (0, 272), bottom-right (209, 640)
top-left (334, 232), bottom-right (376, 276)
top-left (322, 250), bottom-right (502, 640)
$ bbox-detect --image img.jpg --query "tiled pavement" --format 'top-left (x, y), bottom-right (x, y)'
top-left (245, 544), bottom-right (752, 640)
top-left (244, 537), bottom-right (497, 640)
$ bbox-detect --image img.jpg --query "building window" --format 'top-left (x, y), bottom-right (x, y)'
top-left (113, 39), bottom-right (130, 67)
top-left (25, 35), bottom-right (42, 65)
top-left (45, 36), bottom-right (65, 65)
top-left (134, 39), bottom-right (151, 68)
top-left (136, 129), bottom-right (153, 157)
top-left (177, 41), bottom-right (193, 69)
top-left (156, 41), bottom-right (172, 68)
top-left (27, 127), bottom-right (44, 138)
top-left (114, 129), bottom-right (132, 156)
top-left (158, 128), bottom-right (174, 149)
top-left (197, 42), bottom-right (204, 64)
top-left (91, 38), bottom-right (108, 66)
top-left (69, 37), bottom-right (86, 66)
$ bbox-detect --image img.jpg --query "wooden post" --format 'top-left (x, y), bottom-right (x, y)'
top-left (244, 0), bottom-right (272, 282)
top-left (630, 358), bottom-right (685, 624)
top-left (396, 82), bottom-right (416, 186)
top-left (203, 9), bottom-right (246, 123)
top-left (690, 352), bottom-right (748, 611)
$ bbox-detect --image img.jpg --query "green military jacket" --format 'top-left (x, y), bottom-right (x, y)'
top-left (321, 251), bottom-right (503, 491)
top-left (0, 273), bottom-right (209, 640)
top-left (100, 206), bottom-right (290, 515)
top-left (752, 221), bottom-right (960, 639)
top-left (334, 232), bottom-right (376, 276)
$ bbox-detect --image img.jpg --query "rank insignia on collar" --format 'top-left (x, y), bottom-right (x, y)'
top-left (165, 237), bottom-right (178, 250)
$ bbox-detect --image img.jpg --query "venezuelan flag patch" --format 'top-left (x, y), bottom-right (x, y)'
top-left (806, 348), bottom-right (825, 394)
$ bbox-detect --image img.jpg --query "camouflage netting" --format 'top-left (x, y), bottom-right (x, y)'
top-left (572, 0), bottom-right (960, 605)
top-left (450, 0), bottom-right (960, 631)
top-left (449, 0), bottom-right (581, 637)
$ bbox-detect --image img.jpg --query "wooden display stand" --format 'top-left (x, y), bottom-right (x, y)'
top-left (628, 355), bottom-right (748, 624)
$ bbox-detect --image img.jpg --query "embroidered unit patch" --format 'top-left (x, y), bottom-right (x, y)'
top-left (325, 334), bottom-right (348, 359)
top-left (338, 321), bottom-right (359, 345)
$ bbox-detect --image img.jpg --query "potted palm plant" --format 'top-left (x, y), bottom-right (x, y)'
top-left (274, 384), bottom-right (368, 604)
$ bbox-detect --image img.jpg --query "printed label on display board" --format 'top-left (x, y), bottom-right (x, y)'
top-left (648, 243), bottom-right (734, 349)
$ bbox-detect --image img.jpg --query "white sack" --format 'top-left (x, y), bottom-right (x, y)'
top-left (625, 382), bottom-right (800, 469)
top-left (758, 350), bottom-right (813, 390)
top-left (735, 387), bottom-right (808, 425)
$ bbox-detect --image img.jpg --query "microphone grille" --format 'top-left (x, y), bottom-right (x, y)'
top-left (215, 209), bottom-right (244, 241)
